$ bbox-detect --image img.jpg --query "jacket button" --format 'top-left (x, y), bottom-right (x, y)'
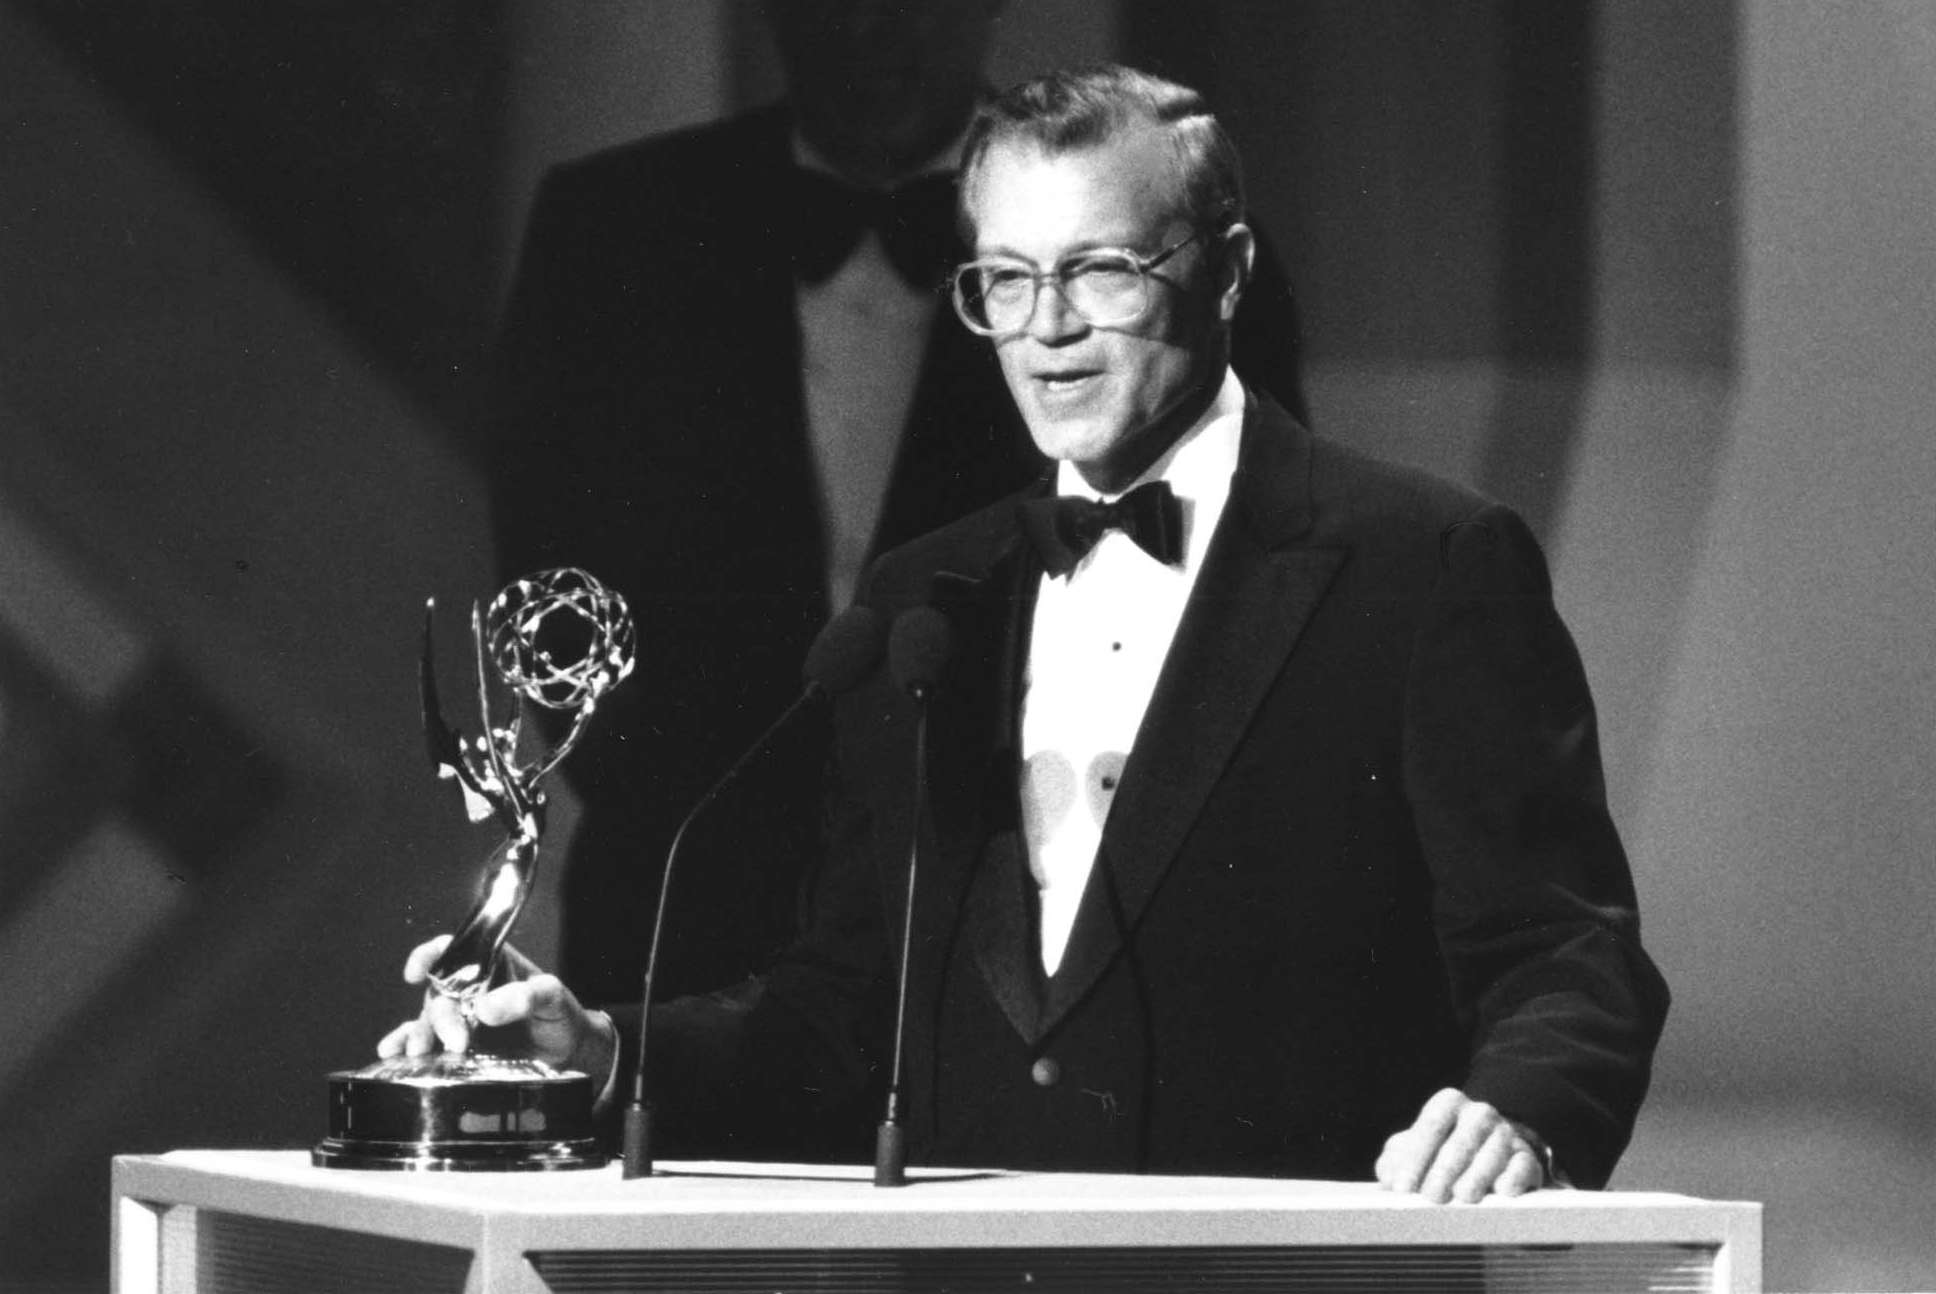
top-left (1030, 1056), bottom-right (1061, 1088)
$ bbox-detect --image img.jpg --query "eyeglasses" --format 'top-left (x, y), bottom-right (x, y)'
top-left (949, 231), bottom-right (1206, 337)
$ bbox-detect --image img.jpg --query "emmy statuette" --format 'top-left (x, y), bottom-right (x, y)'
top-left (314, 568), bottom-right (635, 1171)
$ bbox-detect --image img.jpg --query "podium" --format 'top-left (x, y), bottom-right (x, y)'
top-left (113, 1150), bottom-right (1760, 1293)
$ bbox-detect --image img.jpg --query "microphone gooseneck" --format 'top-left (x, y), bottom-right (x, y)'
top-left (876, 606), bottom-right (957, 1187)
top-left (623, 604), bottom-right (885, 1180)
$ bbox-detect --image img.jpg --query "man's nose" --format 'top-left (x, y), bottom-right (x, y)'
top-left (1025, 279), bottom-right (1086, 342)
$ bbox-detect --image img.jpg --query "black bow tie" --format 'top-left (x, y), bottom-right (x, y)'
top-left (788, 168), bottom-right (962, 290)
top-left (1021, 480), bottom-right (1185, 577)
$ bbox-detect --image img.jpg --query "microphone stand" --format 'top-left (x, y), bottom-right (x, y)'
top-left (873, 604), bottom-right (952, 1187)
top-left (622, 690), bottom-right (815, 1179)
top-left (621, 605), bottom-right (884, 1180)
top-left (875, 693), bottom-right (929, 1187)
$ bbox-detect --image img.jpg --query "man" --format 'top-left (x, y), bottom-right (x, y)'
top-left (392, 65), bottom-right (1664, 1200)
top-left (490, 2), bottom-right (1307, 1008)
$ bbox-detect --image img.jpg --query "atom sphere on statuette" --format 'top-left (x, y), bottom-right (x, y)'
top-left (485, 567), bottom-right (637, 712)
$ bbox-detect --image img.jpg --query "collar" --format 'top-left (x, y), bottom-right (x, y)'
top-left (1046, 366), bottom-right (1245, 577)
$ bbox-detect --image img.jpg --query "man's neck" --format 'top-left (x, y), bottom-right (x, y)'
top-left (1069, 360), bottom-right (1235, 497)
top-left (1062, 366), bottom-right (1245, 500)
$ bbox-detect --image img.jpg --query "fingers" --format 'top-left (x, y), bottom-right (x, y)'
top-left (369, 985), bottom-right (496, 1062)
top-left (1377, 1088), bottom-right (1545, 1203)
top-left (471, 974), bottom-right (571, 1028)
top-left (380, 940), bottom-right (563, 1065)
top-left (402, 934), bottom-right (454, 985)
top-left (374, 1000), bottom-right (463, 1059)
top-left (406, 937), bottom-right (538, 992)
top-left (1376, 1087), bottom-right (1464, 1194)
top-left (1469, 1141), bottom-right (1545, 1200)
top-left (375, 1018), bottom-right (422, 1058)
top-left (1439, 1120), bottom-right (1531, 1203)
top-left (423, 988), bottom-right (474, 1054)
top-left (473, 973), bottom-right (585, 1071)
top-left (1416, 1103), bottom-right (1508, 1203)
top-left (375, 936), bottom-right (461, 1060)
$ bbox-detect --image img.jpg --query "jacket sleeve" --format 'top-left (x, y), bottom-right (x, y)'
top-left (1401, 503), bottom-right (1670, 1189)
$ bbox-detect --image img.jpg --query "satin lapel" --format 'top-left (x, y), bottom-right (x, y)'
top-left (1040, 399), bottom-right (1345, 1033)
top-left (911, 521), bottom-right (1042, 1043)
top-left (962, 827), bottom-right (1043, 1041)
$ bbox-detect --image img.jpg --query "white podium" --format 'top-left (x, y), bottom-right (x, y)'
top-left (113, 1150), bottom-right (1760, 1293)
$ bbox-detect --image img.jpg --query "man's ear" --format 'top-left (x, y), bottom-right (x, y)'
top-left (1216, 223), bottom-right (1257, 324)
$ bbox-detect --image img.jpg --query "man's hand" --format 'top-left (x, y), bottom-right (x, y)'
top-left (1375, 1087), bottom-right (1550, 1203)
top-left (374, 935), bottom-right (616, 1083)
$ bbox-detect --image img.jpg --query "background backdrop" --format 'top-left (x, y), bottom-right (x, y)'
top-left (2, 3), bottom-right (1933, 1290)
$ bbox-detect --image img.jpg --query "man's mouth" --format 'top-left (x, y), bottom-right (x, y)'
top-left (1033, 369), bottom-right (1103, 396)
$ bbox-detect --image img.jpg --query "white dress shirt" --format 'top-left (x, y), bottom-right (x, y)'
top-left (1019, 367), bottom-right (1247, 974)
top-left (793, 134), bottom-right (960, 612)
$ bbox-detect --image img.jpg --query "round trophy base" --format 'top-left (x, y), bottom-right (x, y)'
top-left (315, 1052), bottom-right (608, 1172)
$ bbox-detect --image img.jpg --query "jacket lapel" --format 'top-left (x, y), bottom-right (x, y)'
top-left (908, 510), bottom-right (1045, 1043)
top-left (1038, 396), bottom-right (1346, 1035)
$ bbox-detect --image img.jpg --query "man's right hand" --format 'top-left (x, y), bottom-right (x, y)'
top-left (375, 935), bottom-right (617, 1084)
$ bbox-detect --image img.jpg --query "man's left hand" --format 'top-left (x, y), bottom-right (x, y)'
top-left (1375, 1087), bottom-right (1550, 1203)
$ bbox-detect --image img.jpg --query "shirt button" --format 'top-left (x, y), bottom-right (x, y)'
top-left (1030, 1056), bottom-right (1062, 1088)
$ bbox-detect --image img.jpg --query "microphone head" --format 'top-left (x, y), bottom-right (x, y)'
top-left (804, 605), bottom-right (887, 696)
top-left (889, 607), bottom-right (957, 699)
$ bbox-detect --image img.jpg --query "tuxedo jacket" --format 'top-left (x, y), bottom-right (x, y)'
top-left (642, 392), bottom-right (1668, 1187)
top-left (487, 103), bottom-right (1307, 1006)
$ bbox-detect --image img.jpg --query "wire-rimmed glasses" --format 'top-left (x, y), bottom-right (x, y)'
top-left (950, 230), bottom-right (1205, 337)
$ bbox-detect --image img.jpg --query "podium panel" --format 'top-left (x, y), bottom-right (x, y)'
top-left (113, 1150), bottom-right (1760, 1294)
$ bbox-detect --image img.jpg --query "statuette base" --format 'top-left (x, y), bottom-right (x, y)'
top-left (314, 1052), bottom-right (607, 1172)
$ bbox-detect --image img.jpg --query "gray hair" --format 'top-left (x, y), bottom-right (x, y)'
top-left (958, 63), bottom-right (1247, 238)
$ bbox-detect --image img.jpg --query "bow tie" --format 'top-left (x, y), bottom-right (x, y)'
top-left (788, 168), bottom-right (962, 290)
top-left (1021, 480), bottom-right (1185, 577)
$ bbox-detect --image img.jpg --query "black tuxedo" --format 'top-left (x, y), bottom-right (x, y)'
top-left (643, 392), bottom-right (1667, 1186)
top-left (487, 104), bottom-right (1307, 1005)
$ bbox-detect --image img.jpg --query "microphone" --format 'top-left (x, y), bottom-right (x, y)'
top-left (623, 604), bottom-right (885, 1179)
top-left (888, 605), bottom-right (956, 702)
top-left (876, 606), bottom-right (957, 1187)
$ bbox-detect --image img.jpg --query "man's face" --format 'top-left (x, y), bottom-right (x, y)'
top-left (764, 0), bottom-right (1002, 183)
top-left (966, 128), bottom-right (1247, 493)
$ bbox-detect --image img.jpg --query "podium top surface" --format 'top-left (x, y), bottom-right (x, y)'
top-left (114, 1149), bottom-right (1758, 1255)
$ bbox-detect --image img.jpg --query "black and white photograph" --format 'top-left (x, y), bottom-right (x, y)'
top-left (1, 3), bottom-right (1932, 1291)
